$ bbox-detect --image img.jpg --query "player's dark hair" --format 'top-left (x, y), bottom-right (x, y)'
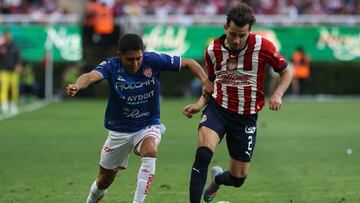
top-left (226, 3), bottom-right (256, 30)
top-left (117, 33), bottom-right (145, 53)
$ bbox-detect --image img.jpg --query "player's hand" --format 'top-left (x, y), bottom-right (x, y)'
top-left (201, 79), bottom-right (213, 96)
top-left (66, 84), bottom-right (79, 96)
top-left (182, 103), bottom-right (203, 118)
top-left (269, 94), bottom-right (282, 111)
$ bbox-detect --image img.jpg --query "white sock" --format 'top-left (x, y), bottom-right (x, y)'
top-left (133, 157), bottom-right (156, 203)
top-left (1, 103), bottom-right (9, 114)
top-left (10, 102), bottom-right (18, 114)
top-left (86, 180), bottom-right (107, 203)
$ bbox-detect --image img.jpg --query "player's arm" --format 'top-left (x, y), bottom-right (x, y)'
top-left (182, 94), bottom-right (209, 119)
top-left (269, 67), bottom-right (292, 111)
top-left (180, 58), bottom-right (213, 96)
top-left (66, 71), bottom-right (102, 96)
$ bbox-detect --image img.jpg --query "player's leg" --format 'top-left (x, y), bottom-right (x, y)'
top-left (215, 159), bottom-right (249, 187)
top-left (219, 124), bottom-right (257, 185)
top-left (204, 151), bottom-right (252, 202)
top-left (203, 165), bottom-right (223, 202)
top-left (189, 100), bottom-right (227, 203)
top-left (214, 128), bottom-right (255, 187)
top-left (0, 71), bottom-right (10, 113)
top-left (87, 130), bottom-right (134, 203)
top-left (190, 126), bottom-right (220, 203)
top-left (204, 114), bottom-right (257, 202)
top-left (204, 160), bottom-right (249, 202)
top-left (9, 71), bottom-right (19, 113)
top-left (86, 166), bottom-right (117, 203)
top-left (132, 125), bottom-right (163, 203)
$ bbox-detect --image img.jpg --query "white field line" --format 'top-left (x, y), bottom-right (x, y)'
top-left (0, 101), bottom-right (50, 122)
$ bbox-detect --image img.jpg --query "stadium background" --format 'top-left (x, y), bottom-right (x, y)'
top-left (1, 0), bottom-right (360, 99)
top-left (1, 0), bottom-right (360, 203)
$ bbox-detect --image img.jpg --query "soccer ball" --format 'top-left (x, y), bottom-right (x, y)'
top-left (216, 201), bottom-right (230, 203)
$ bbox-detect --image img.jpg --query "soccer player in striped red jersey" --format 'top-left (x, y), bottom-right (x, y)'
top-left (182, 3), bottom-right (293, 203)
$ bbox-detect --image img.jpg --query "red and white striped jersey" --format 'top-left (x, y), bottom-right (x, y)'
top-left (204, 33), bottom-right (287, 115)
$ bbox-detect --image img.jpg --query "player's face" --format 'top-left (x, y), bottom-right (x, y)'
top-left (118, 50), bottom-right (143, 74)
top-left (224, 21), bottom-right (250, 51)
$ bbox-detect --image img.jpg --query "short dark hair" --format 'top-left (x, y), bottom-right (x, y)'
top-left (117, 33), bottom-right (145, 53)
top-left (226, 3), bottom-right (256, 29)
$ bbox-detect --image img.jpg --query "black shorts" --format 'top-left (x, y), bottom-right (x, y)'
top-left (199, 98), bottom-right (258, 162)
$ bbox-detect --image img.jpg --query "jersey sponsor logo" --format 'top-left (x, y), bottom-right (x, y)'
top-left (116, 77), bottom-right (155, 91)
top-left (216, 71), bottom-right (251, 86)
top-left (143, 67), bottom-right (153, 78)
top-left (245, 126), bottom-right (256, 134)
top-left (127, 90), bottom-right (155, 102)
top-left (124, 108), bottom-right (150, 118)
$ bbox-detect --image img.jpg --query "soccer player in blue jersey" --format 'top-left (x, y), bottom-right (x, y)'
top-left (66, 33), bottom-right (212, 203)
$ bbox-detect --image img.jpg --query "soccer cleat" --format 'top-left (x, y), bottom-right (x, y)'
top-left (203, 166), bottom-right (223, 202)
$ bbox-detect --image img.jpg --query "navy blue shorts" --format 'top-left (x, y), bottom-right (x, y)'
top-left (199, 98), bottom-right (258, 162)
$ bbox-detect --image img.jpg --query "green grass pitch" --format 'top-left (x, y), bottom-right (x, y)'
top-left (0, 99), bottom-right (359, 203)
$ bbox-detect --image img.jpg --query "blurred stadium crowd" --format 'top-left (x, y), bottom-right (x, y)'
top-left (1, 0), bottom-right (360, 17)
top-left (0, 0), bottom-right (65, 15)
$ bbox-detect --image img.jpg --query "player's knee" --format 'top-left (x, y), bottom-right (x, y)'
top-left (140, 147), bottom-right (157, 157)
top-left (231, 176), bottom-right (247, 188)
top-left (139, 136), bottom-right (159, 157)
top-left (97, 168), bottom-right (117, 189)
top-left (195, 146), bottom-right (213, 163)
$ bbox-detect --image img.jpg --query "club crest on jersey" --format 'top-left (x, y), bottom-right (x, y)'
top-left (200, 115), bottom-right (207, 123)
top-left (143, 67), bottom-right (153, 78)
top-left (227, 57), bottom-right (238, 70)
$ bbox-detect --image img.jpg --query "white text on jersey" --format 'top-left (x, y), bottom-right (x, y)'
top-left (116, 77), bottom-right (155, 91)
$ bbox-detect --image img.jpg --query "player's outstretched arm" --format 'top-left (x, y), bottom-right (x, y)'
top-left (182, 94), bottom-right (209, 118)
top-left (180, 58), bottom-right (213, 96)
top-left (66, 71), bottom-right (102, 96)
top-left (269, 68), bottom-right (293, 111)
